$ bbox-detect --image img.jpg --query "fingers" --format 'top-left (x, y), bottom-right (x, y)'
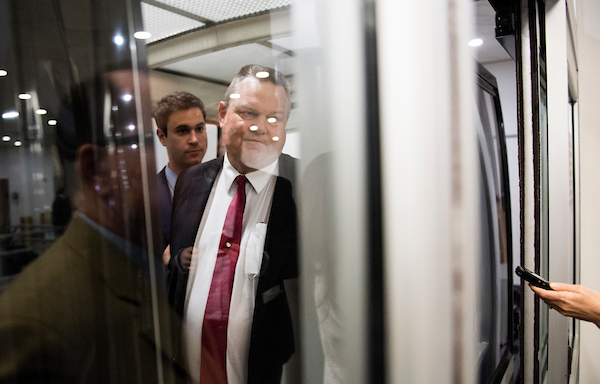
top-left (549, 282), bottom-right (579, 292)
top-left (181, 246), bottom-right (193, 270)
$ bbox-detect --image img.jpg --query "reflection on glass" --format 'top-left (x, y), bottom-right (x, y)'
top-left (0, 0), bottom-right (186, 382)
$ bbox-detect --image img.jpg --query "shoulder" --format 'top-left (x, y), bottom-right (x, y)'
top-left (156, 167), bottom-right (168, 186)
top-left (178, 157), bottom-right (223, 185)
top-left (278, 153), bottom-right (298, 190)
top-left (279, 153), bottom-right (298, 168)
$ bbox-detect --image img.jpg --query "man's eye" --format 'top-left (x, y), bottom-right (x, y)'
top-left (239, 111), bottom-right (256, 119)
top-left (196, 126), bottom-right (205, 132)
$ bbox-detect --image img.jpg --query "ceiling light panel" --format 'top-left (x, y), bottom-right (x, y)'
top-left (162, 43), bottom-right (294, 83)
top-left (153, 0), bottom-right (292, 23)
top-left (141, 2), bottom-right (205, 43)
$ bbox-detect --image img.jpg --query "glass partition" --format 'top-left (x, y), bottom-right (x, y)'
top-left (0, 0), bottom-right (182, 382)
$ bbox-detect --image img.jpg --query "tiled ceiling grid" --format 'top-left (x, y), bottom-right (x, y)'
top-left (141, 2), bottom-right (205, 43)
top-left (149, 0), bottom-right (291, 23)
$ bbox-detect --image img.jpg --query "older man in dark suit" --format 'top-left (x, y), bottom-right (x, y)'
top-left (167, 64), bottom-right (297, 384)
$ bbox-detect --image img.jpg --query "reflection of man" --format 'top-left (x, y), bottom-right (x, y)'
top-left (51, 187), bottom-right (72, 236)
top-left (167, 64), bottom-right (297, 384)
top-left (154, 91), bottom-right (207, 265)
top-left (0, 73), bottom-right (188, 383)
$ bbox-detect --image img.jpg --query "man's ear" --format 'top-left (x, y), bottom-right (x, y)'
top-left (156, 128), bottom-right (167, 146)
top-left (218, 101), bottom-right (228, 126)
top-left (75, 144), bottom-right (105, 188)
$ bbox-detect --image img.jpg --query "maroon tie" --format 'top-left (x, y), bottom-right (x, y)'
top-left (200, 175), bottom-right (247, 383)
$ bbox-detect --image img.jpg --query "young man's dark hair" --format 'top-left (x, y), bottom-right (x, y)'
top-left (153, 91), bottom-right (206, 136)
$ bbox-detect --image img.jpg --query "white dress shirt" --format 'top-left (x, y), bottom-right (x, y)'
top-left (165, 164), bottom-right (178, 200)
top-left (184, 154), bottom-right (279, 384)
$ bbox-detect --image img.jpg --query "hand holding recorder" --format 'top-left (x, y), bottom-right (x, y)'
top-left (517, 266), bottom-right (600, 328)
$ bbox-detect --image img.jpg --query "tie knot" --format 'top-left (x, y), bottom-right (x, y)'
top-left (235, 175), bottom-right (247, 189)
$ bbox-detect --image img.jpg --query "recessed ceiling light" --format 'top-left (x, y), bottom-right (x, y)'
top-left (14, 141), bottom-right (22, 147)
top-left (2, 111), bottom-right (19, 119)
top-left (128, 124), bottom-right (135, 131)
top-left (114, 35), bottom-right (124, 45)
top-left (2, 136), bottom-right (10, 142)
top-left (36, 109), bottom-right (47, 115)
top-left (131, 143), bottom-right (138, 149)
top-left (134, 31), bottom-right (152, 40)
top-left (0, 70), bottom-right (7, 77)
top-left (256, 72), bottom-right (269, 79)
top-left (469, 38), bottom-right (483, 47)
top-left (48, 120), bottom-right (57, 126)
top-left (122, 94), bottom-right (133, 102)
top-left (18, 93), bottom-right (32, 100)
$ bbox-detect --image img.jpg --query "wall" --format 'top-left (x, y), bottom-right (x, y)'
top-left (577, 0), bottom-right (600, 380)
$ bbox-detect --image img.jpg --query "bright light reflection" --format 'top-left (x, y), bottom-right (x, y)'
top-left (0, 70), bottom-right (7, 77)
top-left (131, 144), bottom-right (138, 149)
top-left (128, 124), bottom-right (135, 131)
top-left (48, 120), bottom-right (57, 126)
top-left (230, 93), bottom-right (240, 99)
top-left (267, 117), bottom-right (277, 124)
top-left (114, 35), bottom-right (124, 45)
top-left (122, 94), bottom-right (133, 102)
top-left (249, 125), bottom-right (258, 131)
top-left (256, 71), bottom-right (269, 79)
top-left (36, 109), bottom-right (47, 115)
top-left (18, 93), bottom-right (32, 100)
top-left (14, 141), bottom-right (22, 147)
top-left (134, 31), bottom-right (152, 40)
top-left (2, 111), bottom-right (19, 119)
top-left (469, 38), bottom-right (483, 47)
top-left (2, 136), bottom-right (10, 142)
top-left (272, 136), bottom-right (280, 142)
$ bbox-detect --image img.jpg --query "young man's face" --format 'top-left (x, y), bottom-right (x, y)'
top-left (157, 107), bottom-right (207, 174)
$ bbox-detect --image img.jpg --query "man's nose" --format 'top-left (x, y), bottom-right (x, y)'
top-left (189, 131), bottom-right (199, 143)
top-left (249, 120), bottom-right (267, 134)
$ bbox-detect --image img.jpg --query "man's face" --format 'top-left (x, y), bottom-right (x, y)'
top-left (157, 107), bottom-right (207, 174)
top-left (219, 77), bottom-right (290, 174)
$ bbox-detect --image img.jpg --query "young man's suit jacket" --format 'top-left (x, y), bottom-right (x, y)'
top-left (167, 154), bottom-right (298, 384)
top-left (157, 166), bottom-right (172, 244)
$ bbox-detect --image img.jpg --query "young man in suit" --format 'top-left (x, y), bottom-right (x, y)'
top-left (154, 91), bottom-right (207, 264)
top-left (168, 64), bottom-right (298, 384)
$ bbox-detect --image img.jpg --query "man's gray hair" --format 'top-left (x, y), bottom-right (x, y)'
top-left (223, 64), bottom-right (291, 111)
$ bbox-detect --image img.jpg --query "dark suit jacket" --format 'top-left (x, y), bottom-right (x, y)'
top-left (0, 216), bottom-right (188, 384)
top-left (157, 166), bottom-right (172, 244)
top-left (167, 154), bottom-right (298, 384)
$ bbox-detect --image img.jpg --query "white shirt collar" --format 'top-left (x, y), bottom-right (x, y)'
top-left (165, 164), bottom-right (178, 198)
top-left (223, 153), bottom-right (279, 194)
